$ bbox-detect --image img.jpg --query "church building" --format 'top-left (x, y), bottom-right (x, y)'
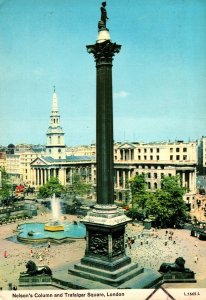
top-left (30, 89), bottom-right (95, 187)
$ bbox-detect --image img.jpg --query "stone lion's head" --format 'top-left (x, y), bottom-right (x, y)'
top-left (175, 257), bottom-right (185, 267)
top-left (26, 260), bottom-right (37, 271)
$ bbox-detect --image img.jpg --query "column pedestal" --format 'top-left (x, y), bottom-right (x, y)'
top-left (66, 205), bottom-right (162, 289)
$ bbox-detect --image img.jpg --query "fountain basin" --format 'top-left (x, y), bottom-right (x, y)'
top-left (17, 222), bottom-right (86, 244)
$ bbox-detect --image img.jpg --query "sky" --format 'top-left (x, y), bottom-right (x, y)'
top-left (0, 0), bottom-right (206, 146)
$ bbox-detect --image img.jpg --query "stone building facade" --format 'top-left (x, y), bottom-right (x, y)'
top-left (114, 141), bottom-right (197, 206)
top-left (198, 136), bottom-right (206, 175)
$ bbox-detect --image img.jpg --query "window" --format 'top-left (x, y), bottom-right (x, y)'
top-left (156, 148), bottom-right (160, 153)
top-left (58, 149), bottom-right (62, 153)
top-left (183, 155), bottom-right (187, 160)
top-left (144, 148), bottom-right (147, 153)
top-left (138, 149), bottom-right (141, 153)
top-left (138, 155), bottom-right (141, 160)
top-left (161, 173), bottom-right (164, 179)
top-left (148, 173), bottom-right (151, 178)
top-left (150, 155), bottom-right (153, 160)
top-left (154, 173), bottom-right (157, 179)
top-left (183, 148), bottom-right (187, 152)
top-left (156, 155), bottom-right (159, 160)
top-left (148, 182), bottom-right (151, 189)
top-left (170, 155), bottom-right (173, 160)
top-left (176, 155), bottom-right (180, 160)
top-left (154, 182), bottom-right (157, 189)
top-left (150, 148), bottom-right (153, 153)
top-left (176, 148), bottom-right (180, 152)
top-left (170, 148), bottom-right (173, 153)
top-left (144, 155), bottom-right (147, 160)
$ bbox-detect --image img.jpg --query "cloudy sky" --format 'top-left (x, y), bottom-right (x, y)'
top-left (0, 0), bottom-right (206, 146)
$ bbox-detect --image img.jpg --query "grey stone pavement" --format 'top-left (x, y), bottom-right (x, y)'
top-left (0, 210), bottom-right (206, 290)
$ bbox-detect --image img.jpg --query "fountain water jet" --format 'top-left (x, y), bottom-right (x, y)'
top-left (44, 194), bottom-right (64, 231)
top-left (17, 194), bottom-right (86, 243)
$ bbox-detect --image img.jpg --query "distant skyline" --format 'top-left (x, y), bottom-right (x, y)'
top-left (0, 0), bottom-right (206, 146)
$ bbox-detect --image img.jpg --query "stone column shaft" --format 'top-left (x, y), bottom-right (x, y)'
top-left (117, 170), bottom-right (120, 188)
top-left (96, 62), bottom-right (114, 205)
top-left (87, 40), bottom-right (121, 206)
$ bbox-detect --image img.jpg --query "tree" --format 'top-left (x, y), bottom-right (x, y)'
top-left (66, 173), bottom-right (92, 202)
top-left (38, 177), bottom-right (65, 199)
top-left (0, 167), bottom-right (12, 205)
top-left (129, 174), bottom-right (150, 219)
top-left (145, 176), bottom-right (187, 228)
top-left (128, 174), bottom-right (188, 228)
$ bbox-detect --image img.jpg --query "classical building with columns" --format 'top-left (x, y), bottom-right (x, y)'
top-left (113, 141), bottom-right (197, 207)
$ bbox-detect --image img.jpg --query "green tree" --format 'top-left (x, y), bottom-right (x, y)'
top-left (129, 174), bottom-right (149, 219)
top-left (145, 176), bottom-right (188, 228)
top-left (128, 174), bottom-right (188, 227)
top-left (0, 167), bottom-right (12, 203)
top-left (66, 173), bottom-right (92, 202)
top-left (38, 177), bottom-right (65, 199)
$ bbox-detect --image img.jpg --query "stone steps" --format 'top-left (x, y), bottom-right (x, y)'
top-left (68, 262), bottom-right (144, 287)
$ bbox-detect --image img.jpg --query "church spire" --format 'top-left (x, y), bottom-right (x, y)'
top-left (52, 85), bottom-right (58, 113)
top-left (46, 87), bottom-right (66, 160)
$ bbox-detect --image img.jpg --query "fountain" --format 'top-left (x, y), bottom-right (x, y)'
top-left (17, 194), bottom-right (86, 243)
top-left (44, 194), bottom-right (64, 231)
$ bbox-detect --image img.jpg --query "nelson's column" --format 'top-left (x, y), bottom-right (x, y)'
top-left (67, 2), bottom-right (162, 289)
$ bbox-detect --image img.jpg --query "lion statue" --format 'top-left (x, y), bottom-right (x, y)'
top-left (21, 260), bottom-right (52, 276)
top-left (159, 257), bottom-right (186, 273)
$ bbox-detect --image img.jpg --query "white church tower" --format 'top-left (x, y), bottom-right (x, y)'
top-left (46, 87), bottom-right (66, 160)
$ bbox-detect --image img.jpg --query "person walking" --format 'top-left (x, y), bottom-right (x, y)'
top-left (30, 249), bottom-right (33, 257)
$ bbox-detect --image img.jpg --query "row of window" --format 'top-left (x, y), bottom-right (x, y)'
top-left (137, 155), bottom-right (160, 161)
top-left (170, 155), bottom-right (187, 160)
top-left (136, 172), bottom-right (172, 179)
top-left (118, 154), bottom-right (188, 161)
top-left (170, 147), bottom-right (187, 153)
top-left (138, 148), bottom-right (160, 153)
top-left (139, 165), bottom-right (164, 169)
